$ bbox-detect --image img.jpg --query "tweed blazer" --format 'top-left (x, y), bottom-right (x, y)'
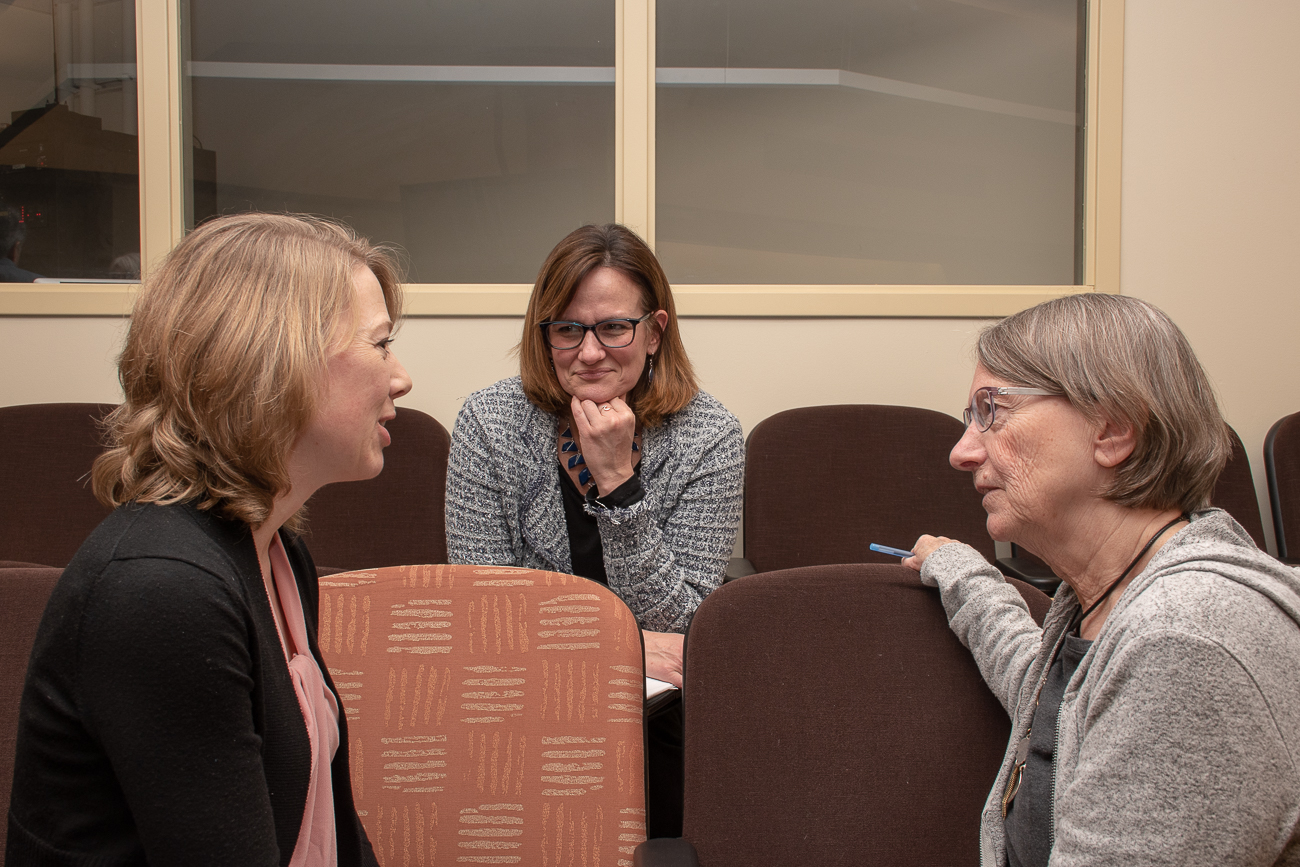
top-left (446, 376), bottom-right (744, 632)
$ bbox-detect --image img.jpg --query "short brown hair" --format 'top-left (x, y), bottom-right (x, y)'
top-left (92, 213), bottom-right (404, 531)
top-left (976, 293), bottom-right (1230, 513)
top-left (519, 224), bottom-right (697, 427)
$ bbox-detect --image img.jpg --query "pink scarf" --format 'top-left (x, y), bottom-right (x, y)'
top-left (269, 534), bottom-right (340, 867)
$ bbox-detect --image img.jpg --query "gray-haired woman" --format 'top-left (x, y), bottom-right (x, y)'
top-left (906, 294), bottom-right (1300, 866)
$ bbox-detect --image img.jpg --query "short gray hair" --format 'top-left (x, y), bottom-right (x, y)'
top-left (976, 293), bottom-right (1230, 513)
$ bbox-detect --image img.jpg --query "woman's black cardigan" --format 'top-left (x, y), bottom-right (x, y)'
top-left (5, 501), bottom-right (377, 867)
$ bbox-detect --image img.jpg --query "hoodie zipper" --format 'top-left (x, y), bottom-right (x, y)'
top-left (986, 605), bottom-right (1075, 867)
top-left (1050, 696), bottom-right (1063, 853)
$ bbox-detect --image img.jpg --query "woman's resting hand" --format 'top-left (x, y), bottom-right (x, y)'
top-left (902, 534), bottom-right (959, 572)
top-left (571, 395), bottom-right (637, 494)
top-left (643, 630), bottom-right (685, 687)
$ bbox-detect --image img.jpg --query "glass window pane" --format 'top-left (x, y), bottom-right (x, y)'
top-left (656, 0), bottom-right (1083, 285)
top-left (0, 0), bottom-right (140, 282)
top-left (185, 0), bottom-right (615, 283)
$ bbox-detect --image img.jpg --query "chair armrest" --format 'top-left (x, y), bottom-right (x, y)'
top-left (724, 557), bottom-right (756, 582)
top-left (995, 556), bottom-right (1061, 595)
top-left (634, 838), bottom-right (700, 867)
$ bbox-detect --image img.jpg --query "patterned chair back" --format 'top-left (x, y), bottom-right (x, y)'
top-left (320, 564), bottom-right (647, 866)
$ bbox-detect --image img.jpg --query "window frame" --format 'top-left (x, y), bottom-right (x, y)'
top-left (0, 0), bottom-right (1123, 317)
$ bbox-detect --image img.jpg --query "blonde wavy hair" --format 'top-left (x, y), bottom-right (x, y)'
top-left (92, 213), bottom-right (404, 531)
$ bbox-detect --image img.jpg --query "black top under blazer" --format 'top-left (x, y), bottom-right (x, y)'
top-left (5, 501), bottom-right (377, 867)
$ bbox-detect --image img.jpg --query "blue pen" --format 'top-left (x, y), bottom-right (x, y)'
top-left (869, 543), bottom-right (914, 558)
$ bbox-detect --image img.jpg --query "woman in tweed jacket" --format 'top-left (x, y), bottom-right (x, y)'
top-left (445, 223), bottom-right (744, 837)
top-left (446, 375), bottom-right (743, 633)
top-left (447, 223), bottom-right (743, 670)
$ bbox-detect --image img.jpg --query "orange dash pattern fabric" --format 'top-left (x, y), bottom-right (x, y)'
top-left (320, 564), bottom-right (647, 866)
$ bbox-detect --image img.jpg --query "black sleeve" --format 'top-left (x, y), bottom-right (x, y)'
top-left (77, 558), bottom-right (284, 867)
top-left (587, 473), bottom-right (646, 509)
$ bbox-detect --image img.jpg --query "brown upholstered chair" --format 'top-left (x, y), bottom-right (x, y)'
top-left (741, 405), bottom-right (994, 574)
top-left (1001, 423), bottom-right (1269, 591)
top-left (636, 563), bottom-right (1050, 867)
top-left (0, 565), bottom-right (62, 855)
top-left (1266, 411), bottom-right (1300, 563)
top-left (302, 407), bottom-right (451, 573)
top-left (1212, 425), bottom-right (1267, 549)
top-left (320, 563), bottom-right (648, 865)
top-left (0, 403), bottom-right (116, 567)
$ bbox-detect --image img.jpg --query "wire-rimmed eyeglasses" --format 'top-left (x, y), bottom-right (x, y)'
top-left (963, 386), bottom-right (1057, 431)
top-left (539, 313), bottom-right (654, 350)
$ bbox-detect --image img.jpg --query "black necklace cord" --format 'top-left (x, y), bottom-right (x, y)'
top-left (1078, 512), bottom-right (1190, 627)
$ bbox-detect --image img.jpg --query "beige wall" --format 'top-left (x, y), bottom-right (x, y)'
top-left (1117, 0), bottom-right (1300, 552)
top-left (2, 0), bottom-right (1297, 551)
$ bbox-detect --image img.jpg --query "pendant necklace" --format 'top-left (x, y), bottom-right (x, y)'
top-left (1078, 512), bottom-right (1190, 629)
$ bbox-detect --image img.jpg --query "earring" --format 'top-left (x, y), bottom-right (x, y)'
top-left (646, 355), bottom-right (655, 385)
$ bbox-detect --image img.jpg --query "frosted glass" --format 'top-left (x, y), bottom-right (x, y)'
top-left (656, 0), bottom-right (1083, 285)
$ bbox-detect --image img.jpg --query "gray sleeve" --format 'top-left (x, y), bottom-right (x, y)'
top-left (1050, 630), bottom-right (1298, 867)
top-left (445, 392), bottom-right (520, 567)
top-left (588, 411), bottom-right (745, 633)
top-left (920, 541), bottom-right (1044, 718)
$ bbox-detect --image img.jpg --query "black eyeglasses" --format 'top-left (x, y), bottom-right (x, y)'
top-left (963, 386), bottom-right (1056, 431)
top-left (539, 313), bottom-right (654, 350)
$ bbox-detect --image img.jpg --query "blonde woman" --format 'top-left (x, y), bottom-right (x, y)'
top-left (7, 214), bottom-right (410, 866)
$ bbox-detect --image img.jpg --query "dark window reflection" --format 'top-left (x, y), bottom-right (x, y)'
top-left (0, 0), bottom-right (140, 282)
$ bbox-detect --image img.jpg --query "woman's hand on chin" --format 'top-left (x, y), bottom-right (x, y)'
top-left (902, 534), bottom-right (959, 572)
top-left (642, 630), bottom-right (684, 687)
top-left (571, 395), bottom-right (637, 494)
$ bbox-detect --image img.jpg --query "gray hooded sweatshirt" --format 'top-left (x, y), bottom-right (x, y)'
top-left (920, 509), bottom-right (1300, 866)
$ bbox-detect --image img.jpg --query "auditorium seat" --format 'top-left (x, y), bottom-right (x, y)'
top-left (299, 406), bottom-right (451, 572)
top-left (635, 563), bottom-right (1049, 867)
top-left (740, 405), bottom-right (994, 574)
top-left (319, 563), bottom-right (648, 864)
top-left (0, 565), bottom-right (62, 854)
top-left (1265, 411), bottom-right (1300, 563)
top-left (0, 403), bottom-right (115, 567)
